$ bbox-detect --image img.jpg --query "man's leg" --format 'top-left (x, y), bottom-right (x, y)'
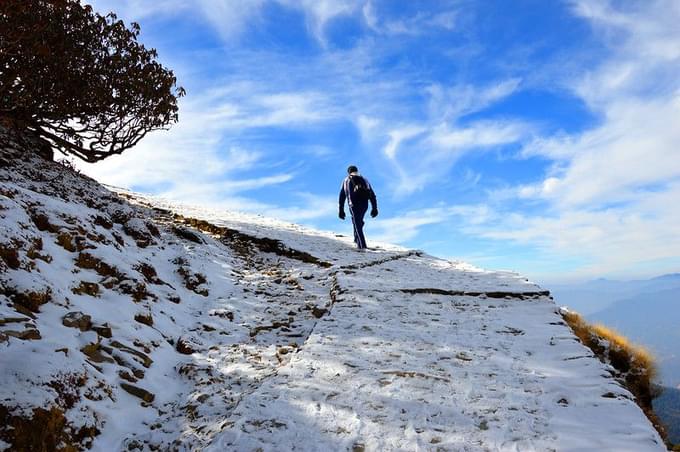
top-left (349, 204), bottom-right (368, 249)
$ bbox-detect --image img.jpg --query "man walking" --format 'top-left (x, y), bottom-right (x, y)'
top-left (339, 165), bottom-right (378, 250)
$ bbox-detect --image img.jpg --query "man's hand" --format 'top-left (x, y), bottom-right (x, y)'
top-left (339, 210), bottom-right (346, 220)
top-left (370, 208), bottom-right (378, 218)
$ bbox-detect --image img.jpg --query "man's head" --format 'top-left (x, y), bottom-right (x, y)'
top-left (347, 165), bottom-right (358, 174)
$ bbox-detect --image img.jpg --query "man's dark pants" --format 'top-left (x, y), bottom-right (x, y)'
top-left (349, 202), bottom-right (368, 249)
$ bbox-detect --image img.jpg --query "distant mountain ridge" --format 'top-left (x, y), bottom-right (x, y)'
top-left (549, 274), bottom-right (680, 315)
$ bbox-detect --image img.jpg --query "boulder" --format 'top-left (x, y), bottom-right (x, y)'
top-left (120, 383), bottom-right (155, 403)
top-left (62, 312), bottom-right (92, 331)
top-left (91, 323), bottom-right (112, 338)
top-left (4, 328), bottom-right (41, 340)
top-left (176, 337), bottom-right (198, 355)
top-left (72, 281), bottom-right (99, 297)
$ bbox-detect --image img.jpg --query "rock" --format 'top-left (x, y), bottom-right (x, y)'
top-left (0, 316), bottom-right (30, 326)
top-left (72, 281), bottom-right (99, 297)
top-left (62, 312), bottom-right (92, 331)
top-left (26, 238), bottom-right (51, 263)
top-left (93, 215), bottom-right (113, 229)
top-left (311, 306), bottom-right (327, 318)
top-left (176, 337), bottom-right (197, 355)
top-left (0, 405), bottom-right (95, 452)
top-left (110, 341), bottom-right (153, 368)
top-left (4, 328), bottom-right (41, 340)
top-left (111, 232), bottom-right (125, 247)
top-left (80, 343), bottom-right (114, 363)
top-left (145, 222), bottom-right (160, 238)
top-left (30, 211), bottom-right (60, 232)
top-left (120, 383), bottom-right (155, 403)
top-left (91, 323), bottom-right (112, 338)
top-left (167, 295), bottom-right (181, 304)
top-left (109, 207), bottom-right (133, 224)
top-left (13, 289), bottom-right (51, 313)
top-left (0, 244), bottom-right (20, 269)
top-left (134, 313), bottom-right (153, 327)
top-left (118, 280), bottom-right (152, 302)
top-left (12, 303), bottom-right (36, 319)
top-left (55, 232), bottom-right (76, 252)
top-left (118, 370), bottom-right (137, 383)
top-left (75, 253), bottom-right (120, 277)
top-left (123, 218), bottom-right (156, 248)
top-left (134, 262), bottom-right (163, 284)
top-left (172, 226), bottom-right (204, 244)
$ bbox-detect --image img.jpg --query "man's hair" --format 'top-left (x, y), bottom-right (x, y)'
top-left (347, 165), bottom-right (358, 174)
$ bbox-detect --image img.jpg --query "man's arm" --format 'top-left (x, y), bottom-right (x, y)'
top-left (338, 180), bottom-right (346, 219)
top-left (365, 178), bottom-right (378, 217)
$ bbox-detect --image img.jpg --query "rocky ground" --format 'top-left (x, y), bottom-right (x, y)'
top-left (0, 130), bottom-right (667, 451)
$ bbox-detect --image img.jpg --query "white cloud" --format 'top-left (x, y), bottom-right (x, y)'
top-left (177, 83), bottom-right (339, 131)
top-left (278, 0), bottom-right (363, 44)
top-left (354, 77), bottom-right (529, 196)
top-left (73, 86), bottom-right (312, 212)
top-left (383, 125), bottom-right (426, 159)
top-left (362, 5), bottom-right (459, 36)
top-left (375, 117), bottom-right (529, 196)
top-left (196, 0), bottom-right (266, 41)
top-left (427, 79), bottom-right (521, 121)
top-left (370, 208), bottom-right (449, 244)
top-left (517, 1), bottom-right (680, 208)
top-left (89, 0), bottom-right (362, 44)
top-left (362, 2), bottom-right (379, 30)
top-left (370, 205), bottom-right (492, 244)
top-left (428, 121), bottom-right (527, 152)
top-left (466, 0), bottom-right (680, 278)
top-left (86, 0), bottom-right (188, 21)
top-left (266, 193), bottom-right (338, 222)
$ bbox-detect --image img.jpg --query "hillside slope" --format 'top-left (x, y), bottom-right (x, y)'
top-left (0, 132), bottom-right (666, 451)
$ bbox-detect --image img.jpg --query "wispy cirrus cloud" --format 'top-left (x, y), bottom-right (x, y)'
top-left (90, 0), bottom-right (364, 44)
top-left (81, 0), bottom-right (680, 281)
top-left (369, 204), bottom-right (493, 244)
top-left (362, 2), bottom-right (458, 36)
top-left (460, 0), bottom-right (680, 278)
top-left (357, 78), bottom-right (529, 195)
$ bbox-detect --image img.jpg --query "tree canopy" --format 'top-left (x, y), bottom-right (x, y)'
top-left (0, 0), bottom-right (184, 162)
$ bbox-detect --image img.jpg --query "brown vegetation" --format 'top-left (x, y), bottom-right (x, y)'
top-left (561, 309), bottom-right (668, 442)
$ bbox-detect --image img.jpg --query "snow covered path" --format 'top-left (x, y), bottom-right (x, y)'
top-left (0, 136), bottom-right (665, 451)
top-left (205, 252), bottom-right (665, 451)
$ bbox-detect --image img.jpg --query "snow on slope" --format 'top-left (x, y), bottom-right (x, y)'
top-left (0, 131), bottom-right (666, 451)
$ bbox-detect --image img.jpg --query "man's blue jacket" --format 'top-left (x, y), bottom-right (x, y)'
top-left (339, 172), bottom-right (377, 211)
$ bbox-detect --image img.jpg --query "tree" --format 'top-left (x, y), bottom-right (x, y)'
top-left (0, 0), bottom-right (185, 162)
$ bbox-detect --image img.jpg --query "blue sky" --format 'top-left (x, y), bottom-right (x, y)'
top-left (80, 0), bottom-right (680, 284)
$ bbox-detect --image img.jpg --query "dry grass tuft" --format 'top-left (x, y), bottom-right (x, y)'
top-left (561, 309), bottom-right (667, 443)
